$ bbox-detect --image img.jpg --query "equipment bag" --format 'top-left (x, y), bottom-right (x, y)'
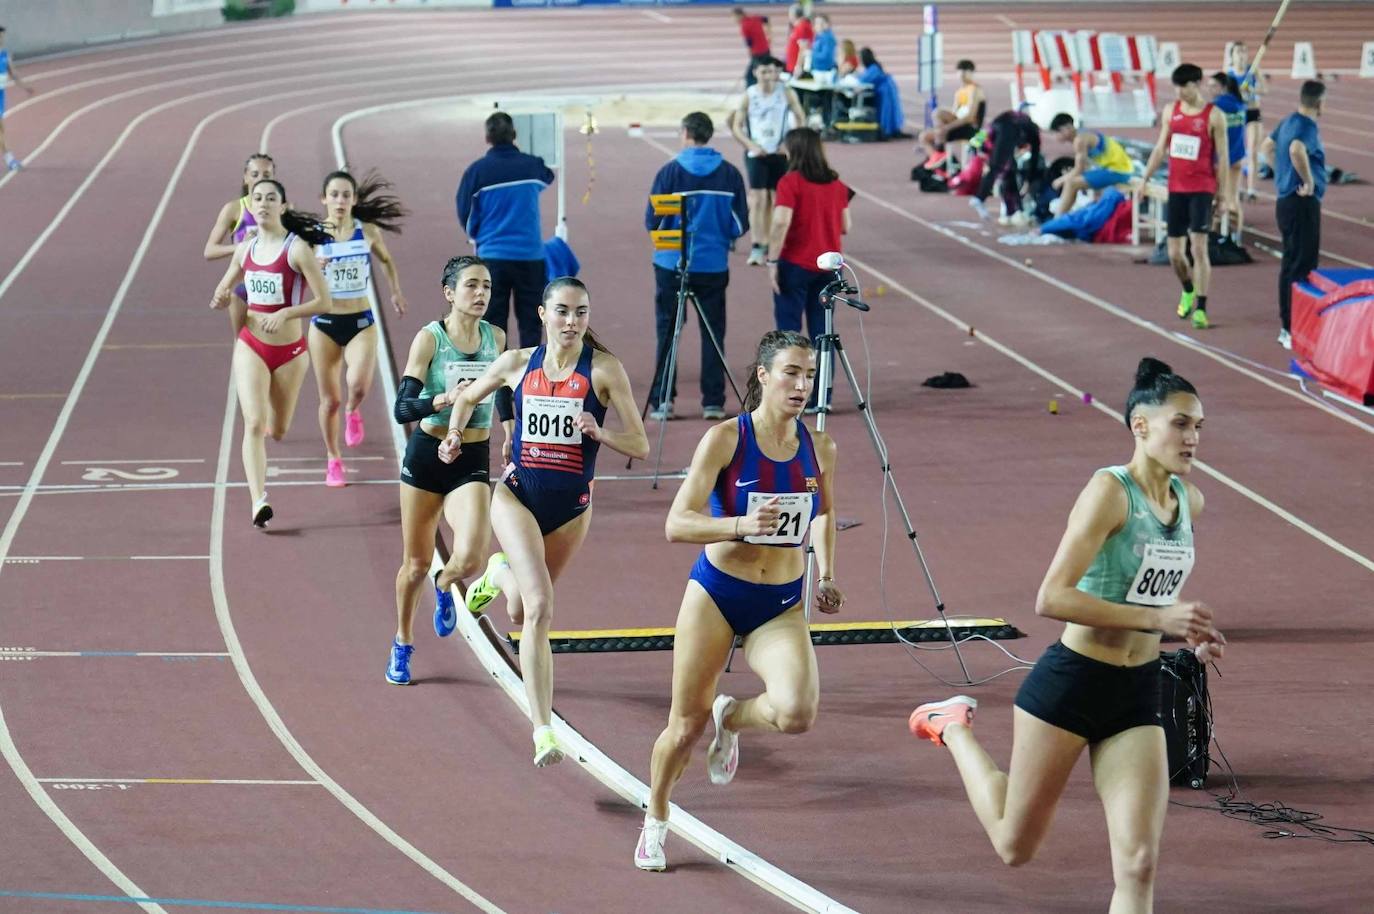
top-left (1160, 648), bottom-right (1211, 789)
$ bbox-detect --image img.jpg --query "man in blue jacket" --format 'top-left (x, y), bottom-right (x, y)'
top-left (456, 112), bottom-right (556, 348)
top-left (645, 112), bottom-right (749, 421)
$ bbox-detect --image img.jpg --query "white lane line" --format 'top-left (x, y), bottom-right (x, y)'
top-left (209, 381), bottom-right (507, 914)
top-left (640, 9), bottom-right (673, 22)
top-left (23, 20), bottom-right (418, 84)
top-left (0, 651), bottom-right (229, 658)
top-left (36, 777), bottom-right (318, 785)
top-left (1246, 225), bottom-right (1371, 269)
top-left (0, 703), bottom-right (165, 912)
top-left (268, 456), bottom-right (386, 462)
top-left (996, 14), bottom-right (1017, 27)
top-left (193, 101), bottom-right (510, 914)
top-left (0, 71), bottom-right (501, 914)
top-left (5, 555), bottom-right (209, 561)
top-left (60, 459), bottom-right (206, 465)
top-left (0, 479), bottom-right (395, 497)
top-left (0, 462), bottom-right (23, 467)
top-left (842, 253), bottom-right (1374, 575)
top-left (346, 97), bottom-right (858, 914)
top-left (849, 187), bottom-right (1374, 437)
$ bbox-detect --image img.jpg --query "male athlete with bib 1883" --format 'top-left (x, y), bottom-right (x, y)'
top-left (1141, 63), bottom-right (1237, 332)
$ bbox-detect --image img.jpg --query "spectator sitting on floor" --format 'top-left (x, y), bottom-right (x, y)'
top-left (855, 47), bottom-right (908, 140)
top-left (1047, 113), bottom-right (1136, 216)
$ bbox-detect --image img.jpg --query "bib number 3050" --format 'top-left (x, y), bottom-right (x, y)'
top-left (523, 395), bottom-right (582, 445)
top-left (244, 270), bottom-right (284, 306)
top-left (744, 492), bottom-right (813, 546)
top-left (1127, 542), bottom-right (1194, 606)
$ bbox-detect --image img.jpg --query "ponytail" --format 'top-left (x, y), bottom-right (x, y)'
top-left (249, 178), bottom-right (332, 245)
top-left (323, 168), bottom-right (408, 234)
top-left (743, 330), bottom-right (812, 411)
top-left (1124, 357), bottom-right (1197, 428)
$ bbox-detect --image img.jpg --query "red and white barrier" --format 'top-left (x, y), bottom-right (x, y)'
top-left (1012, 28), bottom-right (1157, 129)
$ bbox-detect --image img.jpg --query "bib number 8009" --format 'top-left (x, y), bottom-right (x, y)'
top-left (1126, 542), bottom-right (1194, 607)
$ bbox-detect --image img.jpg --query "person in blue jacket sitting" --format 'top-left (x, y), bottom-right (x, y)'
top-left (455, 112), bottom-right (556, 349)
top-left (857, 47), bottom-right (908, 140)
top-left (645, 112), bottom-right (750, 421)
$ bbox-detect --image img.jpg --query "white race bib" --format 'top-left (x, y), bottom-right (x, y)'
top-left (1169, 133), bottom-right (1201, 161)
top-left (744, 491), bottom-right (814, 546)
top-left (244, 270), bottom-right (284, 306)
top-left (444, 360), bottom-right (494, 405)
top-left (326, 259), bottom-right (368, 295)
top-left (1126, 542), bottom-right (1194, 606)
top-left (522, 395), bottom-right (582, 445)
top-left (319, 239), bottom-right (370, 295)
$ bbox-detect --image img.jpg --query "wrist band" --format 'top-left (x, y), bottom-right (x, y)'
top-left (818, 575), bottom-right (833, 582)
top-left (734, 516), bottom-right (741, 539)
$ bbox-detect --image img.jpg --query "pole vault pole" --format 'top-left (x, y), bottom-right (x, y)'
top-left (1247, 0), bottom-right (1295, 73)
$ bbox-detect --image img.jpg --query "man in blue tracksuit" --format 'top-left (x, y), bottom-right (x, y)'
top-left (455, 112), bottom-right (556, 348)
top-left (644, 112), bottom-right (749, 421)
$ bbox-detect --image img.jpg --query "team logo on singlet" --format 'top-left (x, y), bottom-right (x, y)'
top-left (805, 476), bottom-right (819, 493)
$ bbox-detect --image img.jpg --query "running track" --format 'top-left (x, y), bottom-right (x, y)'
top-left (1, 5), bottom-right (1372, 913)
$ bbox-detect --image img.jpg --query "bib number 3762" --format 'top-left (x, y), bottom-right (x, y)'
top-left (744, 492), bottom-right (813, 546)
top-left (1127, 542), bottom-right (1194, 606)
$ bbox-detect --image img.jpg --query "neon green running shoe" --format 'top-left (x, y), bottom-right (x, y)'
top-left (1177, 290), bottom-right (1196, 319)
top-left (1191, 308), bottom-right (1210, 330)
top-left (464, 552), bottom-right (508, 616)
top-left (533, 725), bottom-right (564, 768)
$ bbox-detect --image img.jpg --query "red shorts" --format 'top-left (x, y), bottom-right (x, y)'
top-left (238, 326), bottom-right (306, 373)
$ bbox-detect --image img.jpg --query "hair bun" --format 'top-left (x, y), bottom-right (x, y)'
top-left (1135, 357), bottom-right (1172, 387)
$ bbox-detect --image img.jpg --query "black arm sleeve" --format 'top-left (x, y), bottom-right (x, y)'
top-left (394, 375), bottom-right (437, 424)
top-left (495, 385), bottom-right (514, 423)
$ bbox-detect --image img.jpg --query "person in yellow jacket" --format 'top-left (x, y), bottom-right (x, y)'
top-left (1049, 114), bottom-right (1136, 215)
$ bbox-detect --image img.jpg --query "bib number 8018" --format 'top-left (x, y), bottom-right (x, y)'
top-left (527, 412), bottom-right (576, 440)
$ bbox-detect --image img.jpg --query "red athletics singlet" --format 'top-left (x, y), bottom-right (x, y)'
top-left (1166, 101), bottom-right (1217, 195)
top-left (242, 233), bottom-right (304, 314)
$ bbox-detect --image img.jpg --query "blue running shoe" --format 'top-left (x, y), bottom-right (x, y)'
top-left (386, 639), bottom-right (414, 685)
top-left (433, 572), bottom-right (457, 637)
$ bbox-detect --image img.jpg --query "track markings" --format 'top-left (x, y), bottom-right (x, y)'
top-left (38, 777), bottom-right (318, 787)
top-left (0, 891), bottom-right (449, 914)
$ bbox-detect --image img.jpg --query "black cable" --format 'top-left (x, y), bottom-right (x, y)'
top-left (1167, 658), bottom-right (1374, 846)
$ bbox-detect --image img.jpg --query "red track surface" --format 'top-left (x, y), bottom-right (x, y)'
top-left (2, 5), bottom-right (1372, 914)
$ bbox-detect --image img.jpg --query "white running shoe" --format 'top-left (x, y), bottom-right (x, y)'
top-left (746, 246), bottom-right (766, 266)
top-left (1008, 210), bottom-right (1031, 228)
top-left (634, 816), bottom-right (668, 871)
top-left (968, 197), bottom-right (990, 221)
top-left (251, 494), bottom-right (273, 528)
top-left (706, 694), bottom-right (739, 785)
top-left (1277, 329), bottom-right (1292, 351)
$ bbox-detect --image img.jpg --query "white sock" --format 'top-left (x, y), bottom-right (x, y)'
top-left (533, 724), bottom-right (554, 745)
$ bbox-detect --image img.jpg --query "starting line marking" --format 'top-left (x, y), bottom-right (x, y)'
top-left (0, 891), bottom-right (447, 914)
top-left (0, 479), bottom-right (396, 496)
top-left (0, 649), bottom-right (228, 659)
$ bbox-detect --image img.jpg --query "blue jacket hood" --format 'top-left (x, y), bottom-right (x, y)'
top-left (676, 146), bottom-right (724, 176)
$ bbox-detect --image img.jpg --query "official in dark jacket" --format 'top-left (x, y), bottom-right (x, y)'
top-left (456, 112), bottom-right (556, 348)
top-left (645, 112), bottom-right (749, 420)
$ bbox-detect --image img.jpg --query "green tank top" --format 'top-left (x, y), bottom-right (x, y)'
top-left (1076, 466), bottom-right (1195, 608)
top-left (420, 319), bottom-right (498, 432)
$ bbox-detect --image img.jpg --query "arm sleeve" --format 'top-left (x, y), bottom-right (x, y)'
top-left (394, 375), bottom-right (437, 424)
top-left (495, 385), bottom-right (515, 422)
top-left (540, 157), bottom-right (556, 185)
top-left (773, 172), bottom-right (797, 210)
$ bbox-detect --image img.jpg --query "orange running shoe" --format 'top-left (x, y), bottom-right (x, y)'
top-left (908, 696), bottom-right (977, 747)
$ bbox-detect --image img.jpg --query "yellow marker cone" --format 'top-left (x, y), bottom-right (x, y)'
top-left (1048, 399), bottom-right (1059, 415)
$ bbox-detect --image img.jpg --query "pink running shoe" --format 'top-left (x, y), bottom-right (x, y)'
top-left (344, 411), bottom-right (365, 447)
top-left (706, 694), bottom-right (739, 785)
top-left (908, 696), bottom-right (977, 747)
top-left (325, 458), bottom-right (347, 488)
